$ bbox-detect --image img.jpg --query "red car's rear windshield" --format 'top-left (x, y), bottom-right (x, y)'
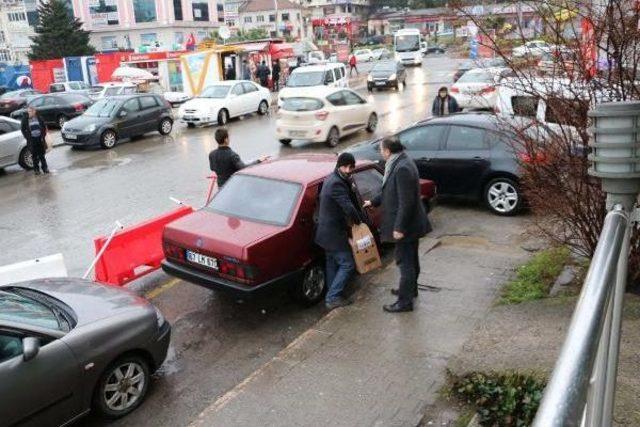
top-left (207, 175), bottom-right (302, 226)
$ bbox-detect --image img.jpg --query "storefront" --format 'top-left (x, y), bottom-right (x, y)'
top-left (121, 51), bottom-right (189, 92)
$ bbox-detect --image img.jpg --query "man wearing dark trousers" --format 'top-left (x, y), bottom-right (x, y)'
top-left (364, 137), bottom-right (429, 313)
top-left (208, 128), bottom-right (269, 187)
top-left (315, 153), bottom-right (364, 310)
top-left (21, 106), bottom-right (48, 175)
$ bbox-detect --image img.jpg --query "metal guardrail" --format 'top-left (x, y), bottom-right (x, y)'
top-left (533, 204), bottom-right (632, 427)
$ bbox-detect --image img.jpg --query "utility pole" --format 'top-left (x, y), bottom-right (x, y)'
top-left (274, 0), bottom-right (279, 38)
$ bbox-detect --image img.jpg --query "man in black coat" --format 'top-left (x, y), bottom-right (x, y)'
top-left (315, 153), bottom-right (364, 310)
top-left (271, 60), bottom-right (281, 92)
top-left (21, 106), bottom-right (48, 175)
top-left (364, 137), bottom-right (430, 312)
top-left (208, 128), bottom-right (269, 187)
top-left (256, 61), bottom-right (271, 88)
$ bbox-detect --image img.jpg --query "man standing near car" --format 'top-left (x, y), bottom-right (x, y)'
top-left (364, 137), bottom-right (430, 313)
top-left (208, 128), bottom-right (269, 188)
top-left (256, 60), bottom-right (271, 88)
top-left (315, 153), bottom-right (364, 310)
top-left (21, 106), bottom-right (48, 175)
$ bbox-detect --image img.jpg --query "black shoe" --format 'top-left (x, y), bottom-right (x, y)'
top-left (383, 301), bottom-right (413, 313)
top-left (34, 169), bottom-right (41, 175)
top-left (42, 168), bottom-right (49, 174)
top-left (325, 297), bottom-right (353, 310)
top-left (391, 288), bottom-right (419, 298)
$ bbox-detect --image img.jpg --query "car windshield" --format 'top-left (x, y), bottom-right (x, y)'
top-left (207, 175), bottom-right (301, 226)
top-left (0, 288), bottom-right (69, 332)
top-left (85, 99), bottom-right (120, 117)
top-left (282, 97), bottom-right (324, 112)
top-left (287, 71), bottom-right (324, 87)
top-left (104, 87), bottom-right (122, 96)
top-left (395, 35), bottom-right (420, 51)
top-left (198, 86), bottom-right (230, 99)
top-left (457, 70), bottom-right (494, 83)
top-left (373, 62), bottom-right (397, 72)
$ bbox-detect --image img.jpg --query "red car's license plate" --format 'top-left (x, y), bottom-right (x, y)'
top-left (186, 250), bottom-right (218, 270)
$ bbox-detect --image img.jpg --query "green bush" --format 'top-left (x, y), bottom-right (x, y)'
top-left (500, 247), bottom-right (570, 305)
top-left (452, 371), bottom-right (546, 426)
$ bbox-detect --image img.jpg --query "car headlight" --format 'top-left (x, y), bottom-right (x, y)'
top-left (83, 123), bottom-right (97, 132)
top-left (153, 305), bottom-right (165, 328)
top-left (389, 73), bottom-right (397, 80)
top-left (367, 74), bottom-right (373, 82)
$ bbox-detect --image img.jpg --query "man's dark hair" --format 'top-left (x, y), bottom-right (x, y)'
top-left (381, 136), bottom-right (404, 154)
top-left (215, 128), bottom-right (229, 145)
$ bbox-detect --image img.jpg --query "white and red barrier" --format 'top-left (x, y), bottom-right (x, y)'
top-left (0, 253), bottom-right (68, 286)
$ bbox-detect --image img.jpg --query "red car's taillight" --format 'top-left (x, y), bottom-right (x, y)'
top-left (479, 86), bottom-right (496, 95)
top-left (450, 87), bottom-right (459, 93)
top-left (163, 241), bottom-right (184, 261)
top-left (315, 111), bottom-right (329, 121)
top-left (219, 258), bottom-right (258, 283)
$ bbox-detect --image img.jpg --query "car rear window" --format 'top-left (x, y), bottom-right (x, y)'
top-left (282, 97), bottom-right (324, 112)
top-left (62, 94), bottom-right (91, 104)
top-left (511, 96), bottom-right (539, 118)
top-left (457, 70), bottom-right (494, 83)
top-left (208, 175), bottom-right (301, 226)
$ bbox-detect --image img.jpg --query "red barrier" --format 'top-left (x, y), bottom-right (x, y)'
top-left (94, 205), bottom-right (194, 286)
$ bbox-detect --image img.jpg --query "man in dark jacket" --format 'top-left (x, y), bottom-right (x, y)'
top-left (256, 61), bottom-right (271, 88)
top-left (21, 106), bottom-right (48, 175)
top-left (315, 153), bottom-right (364, 310)
top-left (225, 63), bottom-right (236, 80)
top-left (272, 60), bottom-right (281, 92)
top-left (208, 128), bottom-right (269, 187)
top-left (431, 86), bottom-right (460, 117)
top-left (364, 137), bottom-right (430, 313)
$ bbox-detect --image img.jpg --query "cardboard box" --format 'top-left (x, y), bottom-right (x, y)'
top-left (350, 223), bottom-right (382, 274)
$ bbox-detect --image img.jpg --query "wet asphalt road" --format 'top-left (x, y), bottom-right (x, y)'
top-left (0, 55), bottom-right (462, 427)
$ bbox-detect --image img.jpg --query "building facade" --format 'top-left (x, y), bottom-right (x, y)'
top-left (0, 0), bottom-right (37, 64)
top-left (236, 0), bottom-right (305, 40)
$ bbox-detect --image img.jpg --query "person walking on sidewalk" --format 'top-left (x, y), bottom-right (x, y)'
top-left (431, 86), bottom-right (460, 117)
top-left (272, 60), bottom-right (281, 92)
top-left (349, 53), bottom-right (358, 76)
top-left (208, 128), bottom-right (269, 188)
top-left (315, 153), bottom-right (365, 311)
top-left (256, 60), bottom-right (271, 88)
top-left (364, 137), bottom-right (430, 313)
top-left (21, 106), bottom-right (48, 175)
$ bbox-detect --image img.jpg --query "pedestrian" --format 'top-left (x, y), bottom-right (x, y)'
top-left (315, 153), bottom-right (365, 310)
top-left (21, 106), bottom-right (48, 175)
top-left (256, 60), bottom-right (271, 88)
top-left (363, 137), bottom-right (430, 313)
top-left (242, 60), bottom-right (251, 80)
top-left (208, 128), bottom-right (269, 188)
top-left (272, 60), bottom-right (281, 92)
top-left (225, 63), bottom-right (236, 80)
top-left (431, 86), bottom-right (460, 117)
top-left (349, 53), bottom-right (358, 76)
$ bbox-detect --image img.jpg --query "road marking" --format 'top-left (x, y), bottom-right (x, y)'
top-left (145, 278), bottom-right (181, 300)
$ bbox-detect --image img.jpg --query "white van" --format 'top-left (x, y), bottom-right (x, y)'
top-left (279, 63), bottom-right (348, 106)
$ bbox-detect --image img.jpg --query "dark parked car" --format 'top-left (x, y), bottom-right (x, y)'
top-left (0, 89), bottom-right (41, 116)
top-left (11, 93), bottom-right (93, 128)
top-left (452, 58), bottom-right (508, 82)
top-left (346, 113), bottom-right (525, 216)
top-left (161, 154), bottom-right (436, 306)
top-left (367, 61), bottom-right (407, 91)
top-left (0, 278), bottom-right (171, 425)
top-left (426, 44), bottom-right (446, 54)
top-left (62, 94), bottom-right (174, 149)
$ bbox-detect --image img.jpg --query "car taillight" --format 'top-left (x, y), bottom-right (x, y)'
top-left (163, 241), bottom-right (185, 261)
top-left (479, 86), bottom-right (496, 95)
top-left (73, 103), bottom-right (85, 112)
top-left (450, 87), bottom-right (459, 93)
top-left (219, 257), bottom-right (258, 284)
top-left (315, 111), bottom-right (329, 121)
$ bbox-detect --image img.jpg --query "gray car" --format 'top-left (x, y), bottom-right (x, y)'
top-left (0, 278), bottom-right (171, 425)
top-left (0, 115), bottom-right (32, 171)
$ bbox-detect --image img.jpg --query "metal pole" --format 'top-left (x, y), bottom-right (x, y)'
top-left (274, 0), bottom-right (279, 38)
top-left (82, 221), bottom-right (123, 280)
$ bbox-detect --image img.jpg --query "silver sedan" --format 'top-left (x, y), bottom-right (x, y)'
top-left (0, 278), bottom-right (171, 425)
top-left (0, 115), bottom-right (32, 171)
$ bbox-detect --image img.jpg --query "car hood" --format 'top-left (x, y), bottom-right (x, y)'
top-left (2, 278), bottom-right (151, 327)
top-left (181, 98), bottom-right (224, 111)
top-left (163, 210), bottom-right (283, 260)
top-left (371, 70), bottom-right (395, 78)
top-left (65, 115), bottom-right (111, 130)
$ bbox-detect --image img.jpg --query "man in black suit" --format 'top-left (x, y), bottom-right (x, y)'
top-left (208, 128), bottom-right (269, 187)
top-left (315, 153), bottom-right (364, 310)
top-left (364, 137), bottom-right (429, 313)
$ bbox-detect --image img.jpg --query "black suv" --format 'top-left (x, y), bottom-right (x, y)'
top-left (346, 113), bottom-right (525, 216)
top-left (61, 94), bottom-right (173, 149)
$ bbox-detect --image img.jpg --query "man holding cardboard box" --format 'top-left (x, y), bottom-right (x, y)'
top-left (315, 153), bottom-right (365, 311)
top-left (364, 137), bottom-right (430, 313)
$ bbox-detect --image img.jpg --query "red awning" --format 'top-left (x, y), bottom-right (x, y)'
top-left (270, 43), bottom-right (295, 60)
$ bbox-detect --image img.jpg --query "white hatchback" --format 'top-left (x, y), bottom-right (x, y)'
top-left (354, 49), bottom-right (375, 62)
top-left (178, 80), bottom-right (270, 127)
top-left (451, 67), bottom-right (511, 110)
top-left (276, 87), bottom-right (378, 147)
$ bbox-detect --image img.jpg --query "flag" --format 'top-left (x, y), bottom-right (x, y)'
top-left (186, 33), bottom-right (196, 51)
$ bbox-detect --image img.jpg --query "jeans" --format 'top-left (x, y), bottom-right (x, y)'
top-left (325, 251), bottom-right (355, 303)
top-left (395, 240), bottom-right (420, 306)
top-left (30, 140), bottom-right (48, 172)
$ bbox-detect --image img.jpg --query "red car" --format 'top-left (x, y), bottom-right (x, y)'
top-left (161, 154), bottom-right (436, 306)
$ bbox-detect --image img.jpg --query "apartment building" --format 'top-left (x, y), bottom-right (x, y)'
top-left (237, 0), bottom-right (305, 39)
top-left (0, 0), bottom-right (38, 64)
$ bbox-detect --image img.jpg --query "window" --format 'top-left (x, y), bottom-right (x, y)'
top-left (140, 33), bottom-right (157, 46)
top-left (326, 91), bottom-right (346, 106)
top-left (242, 82), bottom-right (258, 93)
top-left (244, 16), bottom-right (252, 23)
top-left (133, 0), bottom-right (156, 23)
top-left (48, 84), bottom-right (65, 93)
top-left (0, 333), bottom-right (23, 363)
top-left (8, 12), bottom-right (27, 22)
top-left (174, 32), bottom-right (184, 44)
top-left (0, 49), bottom-right (11, 62)
top-left (192, 1), bottom-right (209, 21)
top-left (257, 15), bottom-right (265, 22)
top-left (173, 0), bottom-right (183, 20)
top-left (44, 97), bottom-right (59, 106)
top-left (0, 289), bottom-right (64, 331)
top-left (281, 97), bottom-right (324, 112)
top-left (281, 12), bottom-right (289, 21)
top-left (445, 126), bottom-right (487, 151)
top-left (0, 31), bottom-right (5, 43)
top-left (217, 3), bottom-right (224, 22)
top-left (545, 97), bottom-right (588, 128)
top-left (399, 125), bottom-right (445, 151)
top-left (333, 68), bottom-right (340, 81)
top-left (140, 96), bottom-right (159, 109)
top-left (122, 98), bottom-right (141, 112)
top-left (208, 175), bottom-right (302, 226)
top-left (353, 168), bottom-right (383, 201)
top-left (89, 0), bottom-right (119, 26)
top-left (269, 14), bottom-right (276, 22)
top-left (231, 84), bottom-right (244, 95)
top-left (68, 82), bottom-right (81, 90)
top-left (324, 71), bottom-right (335, 84)
top-left (101, 36), bottom-right (117, 50)
top-left (343, 90), bottom-right (364, 105)
top-left (511, 96), bottom-right (539, 118)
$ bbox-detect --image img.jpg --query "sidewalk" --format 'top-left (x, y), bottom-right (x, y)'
top-left (191, 207), bottom-right (537, 427)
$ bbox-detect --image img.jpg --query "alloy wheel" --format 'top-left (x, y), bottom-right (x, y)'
top-left (160, 119), bottom-right (173, 134)
top-left (326, 128), bottom-right (339, 147)
top-left (102, 131), bottom-right (117, 149)
top-left (258, 101), bottom-right (268, 115)
top-left (487, 181), bottom-right (518, 214)
top-left (218, 110), bottom-right (228, 125)
top-left (20, 147), bottom-right (33, 169)
top-left (301, 265), bottom-right (325, 302)
top-left (103, 362), bottom-right (146, 412)
top-left (367, 113), bottom-right (378, 132)
top-left (58, 115), bottom-right (67, 128)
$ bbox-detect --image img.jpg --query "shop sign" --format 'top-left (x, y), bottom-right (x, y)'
top-left (53, 68), bottom-right (66, 83)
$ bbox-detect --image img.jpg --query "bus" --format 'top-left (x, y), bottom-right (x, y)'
top-left (394, 28), bottom-right (423, 66)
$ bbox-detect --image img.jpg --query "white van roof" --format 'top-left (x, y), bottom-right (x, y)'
top-left (292, 63), bottom-right (344, 73)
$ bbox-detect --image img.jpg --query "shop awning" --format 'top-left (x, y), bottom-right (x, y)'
top-left (240, 42), bottom-right (270, 53)
top-left (270, 43), bottom-right (295, 60)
